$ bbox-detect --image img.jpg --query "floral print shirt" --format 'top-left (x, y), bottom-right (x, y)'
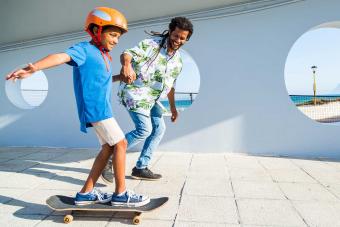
top-left (118, 37), bottom-right (182, 116)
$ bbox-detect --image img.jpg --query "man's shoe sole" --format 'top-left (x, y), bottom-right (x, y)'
top-left (131, 175), bottom-right (162, 181)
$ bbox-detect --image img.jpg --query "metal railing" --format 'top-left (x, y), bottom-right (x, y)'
top-left (290, 95), bottom-right (340, 123)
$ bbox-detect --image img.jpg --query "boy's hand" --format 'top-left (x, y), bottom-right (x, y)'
top-left (120, 64), bottom-right (136, 84)
top-left (5, 63), bottom-right (38, 81)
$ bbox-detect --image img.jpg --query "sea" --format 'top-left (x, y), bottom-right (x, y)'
top-left (160, 100), bottom-right (193, 111)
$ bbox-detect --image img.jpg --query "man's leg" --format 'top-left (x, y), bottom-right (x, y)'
top-left (125, 111), bottom-right (152, 150)
top-left (131, 104), bottom-right (166, 180)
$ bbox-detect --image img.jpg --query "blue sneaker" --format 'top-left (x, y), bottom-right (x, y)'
top-left (75, 188), bottom-right (112, 206)
top-left (111, 190), bottom-right (150, 207)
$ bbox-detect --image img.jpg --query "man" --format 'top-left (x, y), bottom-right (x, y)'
top-left (102, 17), bottom-right (194, 182)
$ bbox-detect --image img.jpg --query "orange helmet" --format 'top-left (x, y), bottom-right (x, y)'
top-left (85, 7), bottom-right (128, 34)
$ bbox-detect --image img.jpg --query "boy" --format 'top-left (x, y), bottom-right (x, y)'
top-left (5, 7), bottom-right (149, 207)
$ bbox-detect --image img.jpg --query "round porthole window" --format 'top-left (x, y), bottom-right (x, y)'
top-left (5, 67), bottom-right (48, 109)
top-left (159, 49), bottom-right (200, 114)
top-left (285, 24), bottom-right (340, 124)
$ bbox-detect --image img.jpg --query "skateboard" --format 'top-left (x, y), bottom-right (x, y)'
top-left (46, 195), bottom-right (168, 225)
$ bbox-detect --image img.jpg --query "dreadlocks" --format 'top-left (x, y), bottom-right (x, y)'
top-left (143, 17), bottom-right (194, 71)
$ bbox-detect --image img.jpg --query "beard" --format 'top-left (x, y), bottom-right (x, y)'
top-left (168, 39), bottom-right (181, 51)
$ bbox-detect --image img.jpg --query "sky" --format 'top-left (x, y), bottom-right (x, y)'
top-left (285, 28), bottom-right (340, 95)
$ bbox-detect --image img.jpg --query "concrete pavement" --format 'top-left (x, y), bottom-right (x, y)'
top-left (1, 147), bottom-right (340, 226)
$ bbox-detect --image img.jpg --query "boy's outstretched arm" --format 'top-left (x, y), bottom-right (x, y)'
top-left (5, 53), bottom-right (71, 81)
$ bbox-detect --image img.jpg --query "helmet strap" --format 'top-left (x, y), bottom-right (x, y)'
top-left (86, 26), bottom-right (112, 72)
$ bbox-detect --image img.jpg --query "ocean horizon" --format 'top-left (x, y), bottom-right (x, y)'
top-left (160, 99), bottom-right (193, 111)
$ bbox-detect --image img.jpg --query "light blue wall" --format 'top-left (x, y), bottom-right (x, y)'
top-left (1, 0), bottom-right (340, 159)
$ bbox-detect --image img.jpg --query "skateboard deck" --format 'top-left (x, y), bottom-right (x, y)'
top-left (46, 195), bottom-right (168, 225)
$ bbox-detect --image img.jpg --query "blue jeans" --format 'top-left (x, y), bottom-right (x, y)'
top-left (125, 104), bottom-right (166, 169)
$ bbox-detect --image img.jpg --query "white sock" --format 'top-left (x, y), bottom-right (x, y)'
top-left (116, 190), bottom-right (126, 196)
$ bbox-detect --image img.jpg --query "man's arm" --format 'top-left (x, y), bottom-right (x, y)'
top-left (167, 87), bottom-right (178, 122)
top-left (6, 53), bottom-right (71, 81)
top-left (119, 53), bottom-right (136, 84)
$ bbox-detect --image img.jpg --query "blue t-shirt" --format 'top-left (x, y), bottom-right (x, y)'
top-left (65, 41), bottom-right (113, 133)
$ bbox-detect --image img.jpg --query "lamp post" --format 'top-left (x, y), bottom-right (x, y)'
top-left (311, 66), bottom-right (317, 105)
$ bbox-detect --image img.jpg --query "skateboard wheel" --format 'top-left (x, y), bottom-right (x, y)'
top-left (64, 215), bottom-right (73, 224)
top-left (133, 216), bottom-right (141, 225)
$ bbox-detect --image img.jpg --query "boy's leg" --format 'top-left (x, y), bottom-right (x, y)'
top-left (75, 118), bottom-right (125, 205)
top-left (80, 144), bottom-right (113, 193)
top-left (111, 139), bottom-right (127, 194)
top-left (76, 117), bottom-right (149, 207)
top-left (101, 111), bottom-right (152, 183)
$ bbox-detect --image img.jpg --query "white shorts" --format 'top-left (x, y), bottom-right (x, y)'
top-left (92, 117), bottom-right (125, 146)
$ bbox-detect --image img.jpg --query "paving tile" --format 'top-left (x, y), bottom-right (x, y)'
top-left (226, 155), bottom-right (264, 170)
top-left (0, 150), bottom-right (37, 159)
top-left (0, 213), bottom-right (47, 227)
top-left (39, 172), bottom-right (92, 191)
top-left (108, 219), bottom-right (173, 227)
top-left (229, 168), bottom-right (273, 182)
top-left (134, 177), bottom-right (185, 196)
top-left (184, 177), bottom-right (233, 197)
top-left (257, 157), bottom-right (300, 170)
top-left (0, 148), bottom-right (339, 227)
top-left (303, 170), bottom-right (340, 185)
top-left (0, 159), bottom-right (39, 172)
top-left (0, 188), bottom-right (29, 203)
top-left (5, 189), bottom-right (75, 215)
top-left (293, 201), bottom-right (340, 227)
top-left (16, 152), bottom-right (66, 162)
top-left (237, 199), bottom-right (306, 226)
top-left (269, 169), bottom-right (317, 183)
top-left (177, 195), bottom-right (238, 224)
top-left (152, 153), bottom-right (192, 178)
top-left (279, 182), bottom-right (338, 201)
top-left (36, 215), bottom-right (110, 226)
top-left (0, 172), bottom-right (55, 189)
top-left (233, 181), bottom-right (285, 199)
top-left (326, 183), bottom-right (340, 199)
top-left (175, 221), bottom-right (236, 227)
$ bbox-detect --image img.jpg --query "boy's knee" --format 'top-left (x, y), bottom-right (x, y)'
top-left (116, 138), bottom-right (127, 149)
top-left (102, 143), bottom-right (114, 154)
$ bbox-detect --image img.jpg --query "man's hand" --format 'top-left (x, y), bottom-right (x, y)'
top-left (120, 65), bottom-right (136, 84)
top-left (5, 63), bottom-right (38, 81)
top-left (170, 107), bottom-right (178, 122)
top-left (120, 53), bottom-right (136, 84)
